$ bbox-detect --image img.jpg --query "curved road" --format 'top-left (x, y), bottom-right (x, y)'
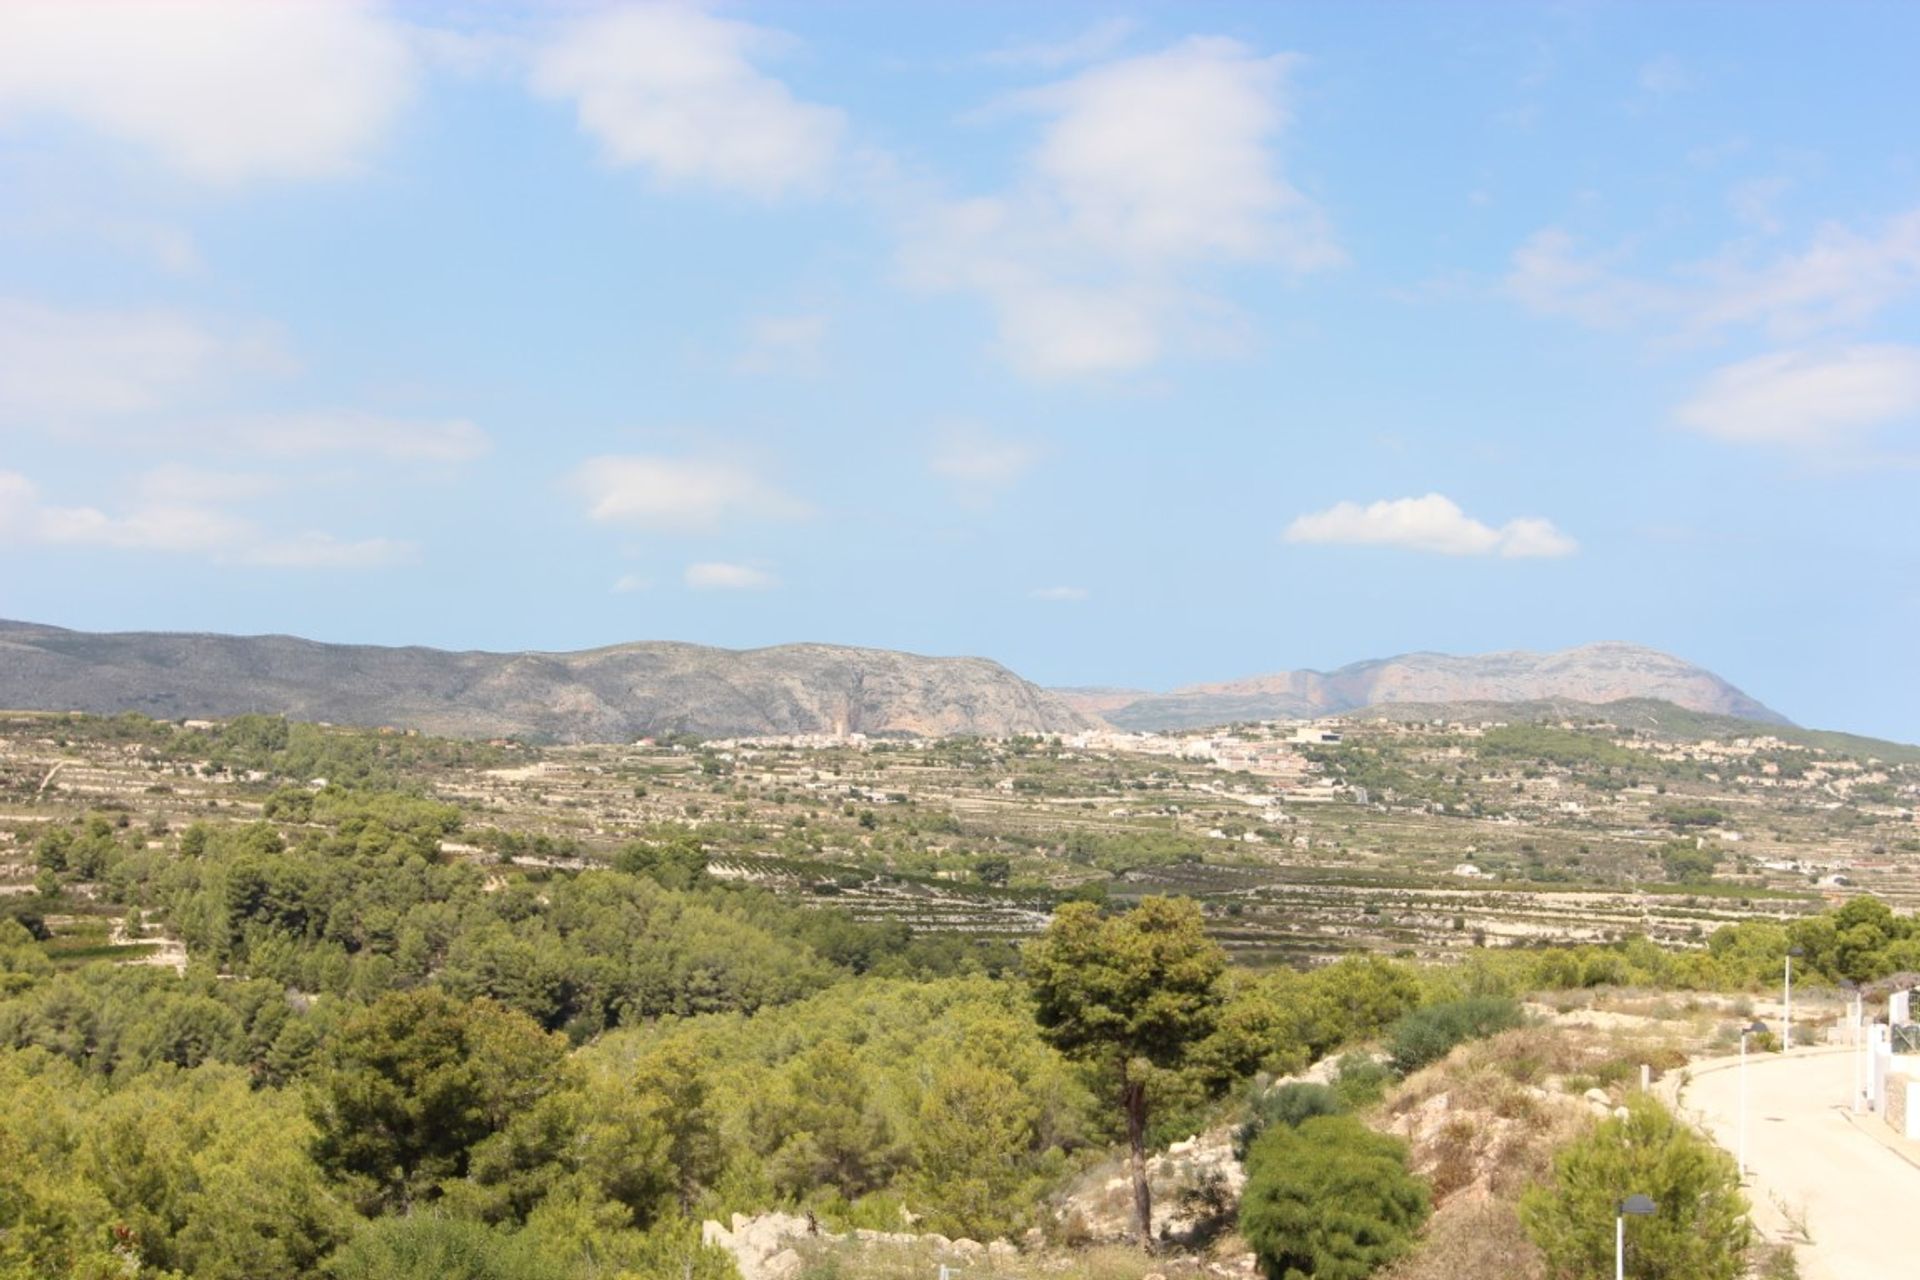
top-left (1678, 1047), bottom-right (1919, 1280)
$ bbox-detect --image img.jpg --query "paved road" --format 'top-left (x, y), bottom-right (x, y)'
top-left (1681, 1047), bottom-right (1919, 1280)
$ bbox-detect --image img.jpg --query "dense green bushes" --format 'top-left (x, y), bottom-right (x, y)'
top-left (1386, 995), bottom-right (1526, 1076)
top-left (1239, 1113), bottom-right (1429, 1280)
top-left (83, 795), bottom-right (854, 1038)
top-left (1479, 725), bottom-right (1642, 771)
top-left (9, 733), bottom-right (1911, 1280)
top-left (0, 976), bottom-right (1094, 1279)
top-left (1519, 1096), bottom-right (1748, 1280)
top-left (0, 1052), bottom-right (352, 1280)
top-left (1233, 1083), bottom-right (1343, 1158)
top-left (1191, 955), bottom-right (1426, 1090)
top-left (178, 714), bottom-right (510, 788)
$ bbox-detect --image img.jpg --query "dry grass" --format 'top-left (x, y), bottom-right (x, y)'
top-left (794, 1239), bottom-right (1218, 1280)
top-left (1377, 1196), bottom-right (1546, 1280)
top-left (1375, 1009), bottom-right (1763, 1279)
top-left (1386, 1044), bottom-right (1590, 1204)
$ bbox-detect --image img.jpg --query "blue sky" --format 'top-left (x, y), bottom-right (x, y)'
top-left (1, 2), bottom-right (1917, 739)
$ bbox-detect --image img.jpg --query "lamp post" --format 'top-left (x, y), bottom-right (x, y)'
top-left (1738, 1019), bottom-right (1767, 1177)
top-left (1840, 979), bottom-right (1861, 1111)
top-left (1783, 945), bottom-right (1805, 1050)
top-left (1615, 1193), bottom-right (1656, 1280)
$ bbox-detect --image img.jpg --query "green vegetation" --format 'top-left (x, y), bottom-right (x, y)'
top-left (1655, 804), bottom-right (1726, 830)
top-left (1240, 1114), bottom-right (1429, 1280)
top-left (1027, 897), bottom-right (1226, 1245)
top-left (180, 714), bottom-right (511, 787)
top-left (0, 709), bottom-right (1911, 1279)
top-left (1480, 725), bottom-right (1643, 771)
top-left (1233, 1083), bottom-right (1343, 1158)
top-left (1657, 840), bottom-right (1719, 884)
top-left (1385, 995), bottom-right (1526, 1076)
top-left (1519, 1096), bottom-right (1748, 1280)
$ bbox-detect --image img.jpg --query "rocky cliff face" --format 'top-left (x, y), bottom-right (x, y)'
top-left (1056, 643), bottom-right (1788, 731)
top-left (0, 620), bottom-right (1094, 742)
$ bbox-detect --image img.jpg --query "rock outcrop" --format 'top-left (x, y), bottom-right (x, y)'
top-left (701, 1213), bottom-right (1014, 1280)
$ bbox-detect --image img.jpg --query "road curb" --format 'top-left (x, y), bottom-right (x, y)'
top-left (1831, 1104), bottom-right (1920, 1174)
top-left (1680, 1045), bottom-right (1850, 1085)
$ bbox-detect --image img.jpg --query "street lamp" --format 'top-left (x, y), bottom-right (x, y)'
top-left (1839, 979), bottom-right (1863, 1112)
top-left (1615, 1193), bottom-right (1656, 1280)
top-left (1783, 945), bottom-right (1805, 1050)
top-left (1738, 1019), bottom-right (1767, 1177)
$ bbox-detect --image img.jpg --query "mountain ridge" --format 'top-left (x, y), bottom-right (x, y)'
top-left (0, 619), bottom-right (1095, 742)
top-left (1052, 642), bottom-right (1790, 731)
top-left (0, 623), bottom-right (1795, 743)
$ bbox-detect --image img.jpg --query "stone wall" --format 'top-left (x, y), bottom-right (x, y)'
top-left (1886, 1073), bottom-right (1920, 1140)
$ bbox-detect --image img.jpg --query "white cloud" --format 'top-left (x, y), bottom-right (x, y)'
top-left (0, 302), bottom-right (488, 463)
top-left (1021, 39), bottom-right (1330, 267)
top-left (133, 463), bottom-right (280, 506)
top-left (1504, 229), bottom-right (1669, 330)
top-left (685, 560), bottom-right (776, 590)
top-left (0, 299), bottom-right (276, 421)
top-left (611, 573), bottom-right (653, 594)
top-left (1728, 176), bottom-right (1791, 235)
top-left (1491, 517), bottom-right (1582, 559)
top-left (1029, 585), bottom-right (1090, 602)
top-left (1637, 55), bottom-right (1692, 97)
top-left (1674, 346), bottom-right (1920, 446)
top-left (1507, 207), bottom-right (1920, 342)
top-left (901, 37), bottom-right (1340, 377)
top-left (236, 532), bottom-right (416, 569)
top-left (573, 455), bottom-right (806, 530)
top-left (96, 219), bottom-right (203, 275)
top-left (0, 0), bottom-right (414, 182)
top-left (930, 426), bottom-right (1040, 499)
top-left (0, 468), bottom-right (409, 566)
top-left (734, 311), bottom-right (829, 375)
top-left (223, 413), bottom-right (492, 462)
top-left (984, 18), bottom-right (1138, 70)
top-left (532, 3), bottom-right (844, 199)
top-left (1284, 494), bottom-right (1577, 559)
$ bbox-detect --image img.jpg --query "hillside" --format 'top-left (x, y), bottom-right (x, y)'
top-left (1060, 643), bottom-right (1789, 732)
top-left (0, 620), bottom-right (1094, 742)
top-left (1354, 696), bottom-right (1920, 763)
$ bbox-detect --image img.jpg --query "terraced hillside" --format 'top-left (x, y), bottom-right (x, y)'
top-left (3, 702), bottom-right (1912, 971)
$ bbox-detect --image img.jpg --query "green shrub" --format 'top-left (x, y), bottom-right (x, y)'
top-left (1518, 1095), bottom-right (1748, 1280)
top-left (1332, 1053), bottom-right (1392, 1109)
top-left (1234, 1082), bottom-right (1342, 1159)
top-left (327, 1214), bottom-right (546, 1280)
top-left (1239, 1113), bottom-right (1429, 1280)
top-left (1387, 996), bottom-right (1525, 1076)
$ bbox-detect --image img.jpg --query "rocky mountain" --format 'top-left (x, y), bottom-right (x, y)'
top-left (1054, 643), bottom-right (1789, 732)
top-left (0, 620), bottom-right (1094, 742)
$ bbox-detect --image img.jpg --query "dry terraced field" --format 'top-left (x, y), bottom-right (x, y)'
top-left (2, 709), bottom-right (1915, 969)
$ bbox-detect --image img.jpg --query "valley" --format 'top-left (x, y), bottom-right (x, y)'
top-left (6, 701), bottom-right (1913, 970)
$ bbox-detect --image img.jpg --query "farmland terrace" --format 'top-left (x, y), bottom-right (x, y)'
top-left (0, 708), bottom-right (1914, 969)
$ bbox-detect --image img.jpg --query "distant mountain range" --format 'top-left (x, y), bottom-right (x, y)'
top-left (0, 620), bottom-right (1093, 742)
top-left (1051, 643), bottom-right (1789, 732)
top-left (0, 622), bottom-right (1793, 742)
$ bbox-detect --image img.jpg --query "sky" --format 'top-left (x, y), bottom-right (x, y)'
top-left (0, 2), bottom-right (1917, 740)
